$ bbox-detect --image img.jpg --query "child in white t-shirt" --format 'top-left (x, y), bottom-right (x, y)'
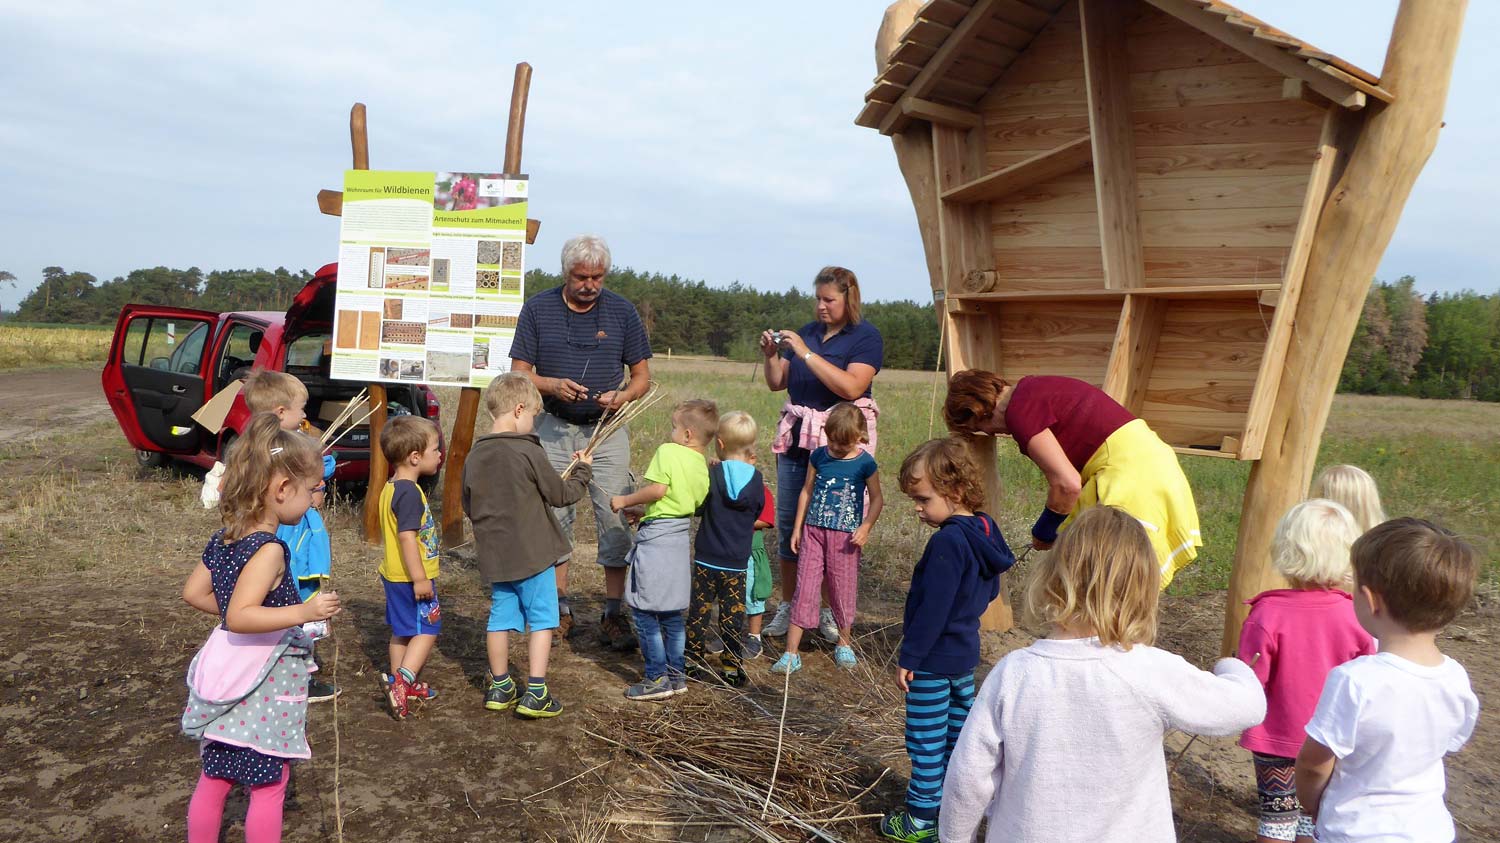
top-left (1297, 517), bottom-right (1481, 843)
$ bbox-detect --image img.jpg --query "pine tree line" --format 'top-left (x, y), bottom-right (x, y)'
top-left (7, 264), bottom-right (1495, 399)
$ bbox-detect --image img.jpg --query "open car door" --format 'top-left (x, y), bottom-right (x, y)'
top-left (102, 304), bottom-right (219, 456)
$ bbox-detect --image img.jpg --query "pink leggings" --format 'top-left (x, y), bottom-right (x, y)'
top-left (187, 763), bottom-right (289, 843)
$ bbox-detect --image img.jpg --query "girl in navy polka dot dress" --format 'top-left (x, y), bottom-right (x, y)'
top-left (180, 414), bottom-right (341, 843)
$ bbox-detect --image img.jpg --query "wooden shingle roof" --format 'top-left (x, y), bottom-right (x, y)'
top-left (857, 0), bottom-right (1390, 135)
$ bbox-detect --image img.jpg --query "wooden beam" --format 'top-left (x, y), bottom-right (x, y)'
top-left (1238, 107), bottom-right (1352, 461)
top-left (1081, 0), bottom-right (1146, 291)
top-left (942, 136), bottom-right (1091, 203)
top-left (1283, 77), bottom-right (1365, 112)
top-left (879, 0), bottom-right (1005, 135)
top-left (1102, 294), bottom-right (1167, 414)
top-left (933, 121), bottom-right (1012, 632)
top-left (1222, 0), bottom-right (1468, 656)
top-left (345, 102), bottom-right (389, 545)
top-left (1144, 0), bottom-right (1368, 110)
top-left (1307, 59), bottom-right (1394, 104)
top-left (954, 283), bottom-right (1279, 302)
top-left (902, 96), bottom-right (982, 129)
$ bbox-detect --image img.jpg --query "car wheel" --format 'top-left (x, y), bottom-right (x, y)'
top-left (136, 449), bottom-right (166, 468)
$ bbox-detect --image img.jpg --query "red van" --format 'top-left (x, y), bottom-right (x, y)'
top-left (101, 262), bottom-right (442, 482)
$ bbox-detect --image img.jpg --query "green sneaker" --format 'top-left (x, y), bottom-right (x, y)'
top-left (516, 689), bottom-right (563, 719)
top-left (879, 811), bottom-right (936, 842)
top-left (484, 680), bottom-right (518, 712)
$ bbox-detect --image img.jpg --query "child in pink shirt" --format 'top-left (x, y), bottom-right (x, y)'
top-left (1238, 500), bottom-right (1376, 843)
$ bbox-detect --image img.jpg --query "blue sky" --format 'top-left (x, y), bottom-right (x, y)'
top-left (1, 1), bottom-right (1495, 311)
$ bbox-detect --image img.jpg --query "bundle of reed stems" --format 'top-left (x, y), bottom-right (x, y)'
top-left (584, 690), bottom-right (886, 842)
top-left (319, 389), bottom-right (376, 452)
top-left (561, 381), bottom-right (665, 478)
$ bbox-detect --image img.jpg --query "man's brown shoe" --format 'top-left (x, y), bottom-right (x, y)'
top-left (599, 612), bottom-right (637, 652)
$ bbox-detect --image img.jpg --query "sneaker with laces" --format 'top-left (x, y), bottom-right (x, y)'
top-left (516, 689), bottom-right (563, 719)
top-left (307, 678), bottom-right (341, 703)
top-left (670, 676), bottom-right (688, 696)
top-left (624, 675), bottom-right (676, 701)
top-left (600, 612), bottom-right (637, 651)
top-left (720, 668), bottom-right (749, 688)
top-left (769, 652), bottom-right (802, 675)
top-left (834, 644), bottom-right (858, 668)
top-left (763, 603), bottom-right (792, 637)
top-left (818, 608), bottom-right (840, 643)
top-left (744, 635), bottom-right (764, 660)
top-left (385, 675), bottom-right (409, 720)
top-left (879, 811), bottom-right (936, 842)
top-left (484, 681), bottom-right (518, 711)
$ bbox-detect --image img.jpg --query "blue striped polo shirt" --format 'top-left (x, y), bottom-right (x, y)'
top-left (511, 286), bottom-right (652, 423)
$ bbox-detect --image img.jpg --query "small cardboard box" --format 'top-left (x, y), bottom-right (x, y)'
top-left (190, 379), bottom-right (244, 434)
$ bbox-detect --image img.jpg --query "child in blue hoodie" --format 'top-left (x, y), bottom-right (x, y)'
top-left (882, 437), bottom-right (1015, 842)
top-left (276, 453), bottom-right (339, 702)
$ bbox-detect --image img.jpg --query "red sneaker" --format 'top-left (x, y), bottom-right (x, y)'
top-left (384, 672), bottom-right (438, 701)
top-left (385, 674), bottom-right (409, 720)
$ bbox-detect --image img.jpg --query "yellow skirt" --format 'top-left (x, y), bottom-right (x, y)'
top-left (1061, 419), bottom-right (1202, 589)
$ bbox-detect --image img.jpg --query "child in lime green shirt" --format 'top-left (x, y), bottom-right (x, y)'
top-left (610, 400), bottom-right (716, 700)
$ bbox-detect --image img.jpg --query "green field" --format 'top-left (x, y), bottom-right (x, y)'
top-left (435, 358), bottom-right (1500, 598)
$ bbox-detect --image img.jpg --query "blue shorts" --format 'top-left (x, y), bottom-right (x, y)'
top-left (488, 566), bottom-right (560, 633)
top-left (382, 577), bottom-right (442, 637)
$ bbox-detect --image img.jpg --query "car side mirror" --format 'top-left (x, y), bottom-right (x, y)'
top-left (149, 357), bottom-right (170, 370)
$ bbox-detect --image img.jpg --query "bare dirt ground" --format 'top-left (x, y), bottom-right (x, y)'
top-left (0, 367), bottom-right (114, 443)
top-left (0, 367), bottom-right (1496, 841)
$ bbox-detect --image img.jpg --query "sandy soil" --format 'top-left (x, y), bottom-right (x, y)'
top-left (0, 366), bottom-right (113, 444)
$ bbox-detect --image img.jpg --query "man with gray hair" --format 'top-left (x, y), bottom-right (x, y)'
top-left (511, 234), bottom-right (652, 650)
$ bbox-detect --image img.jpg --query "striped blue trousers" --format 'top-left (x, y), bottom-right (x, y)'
top-left (903, 671), bottom-right (976, 819)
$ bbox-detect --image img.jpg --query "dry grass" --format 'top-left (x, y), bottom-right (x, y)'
top-left (0, 324), bottom-right (111, 370)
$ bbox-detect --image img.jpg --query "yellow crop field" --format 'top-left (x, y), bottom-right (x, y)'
top-left (0, 324), bottom-right (111, 370)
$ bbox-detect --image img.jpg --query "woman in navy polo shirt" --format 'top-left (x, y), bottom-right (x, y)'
top-left (758, 266), bottom-right (883, 642)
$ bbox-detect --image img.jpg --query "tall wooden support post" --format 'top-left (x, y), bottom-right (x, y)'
top-left (876, 0), bottom-right (1011, 632)
top-left (934, 124), bottom-right (1011, 632)
top-left (346, 104), bottom-right (391, 544)
top-left (1222, 0), bottom-right (1468, 655)
top-left (440, 62), bottom-right (533, 547)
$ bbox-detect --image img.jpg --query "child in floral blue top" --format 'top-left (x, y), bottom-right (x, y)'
top-left (773, 403), bottom-right (883, 673)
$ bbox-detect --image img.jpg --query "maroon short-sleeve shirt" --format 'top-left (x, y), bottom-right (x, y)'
top-left (1004, 376), bottom-right (1136, 470)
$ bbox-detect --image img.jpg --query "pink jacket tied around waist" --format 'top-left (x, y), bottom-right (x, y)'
top-left (772, 398), bottom-right (880, 456)
top-left (182, 626), bottom-right (315, 760)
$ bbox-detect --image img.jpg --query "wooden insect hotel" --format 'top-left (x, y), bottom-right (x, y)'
top-left (858, 0), bottom-right (1466, 650)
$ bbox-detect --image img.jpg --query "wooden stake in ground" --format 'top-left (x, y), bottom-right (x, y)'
top-left (440, 62), bottom-right (534, 548)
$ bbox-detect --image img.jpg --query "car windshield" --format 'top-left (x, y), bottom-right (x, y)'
top-left (285, 332), bottom-right (330, 374)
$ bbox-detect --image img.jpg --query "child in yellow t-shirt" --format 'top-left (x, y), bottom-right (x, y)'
top-left (610, 399), bottom-right (716, 701)
top-left (377, 416), bottom-right (443, 721)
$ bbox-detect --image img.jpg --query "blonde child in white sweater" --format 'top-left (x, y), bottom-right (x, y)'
top-left (939, 506), bottom-right (1267, 843)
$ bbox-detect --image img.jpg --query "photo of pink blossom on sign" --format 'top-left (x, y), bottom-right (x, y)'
top-left (435, 172), bottom-right (506, 211)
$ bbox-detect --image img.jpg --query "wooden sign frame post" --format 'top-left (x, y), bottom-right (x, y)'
top-left (316, 63), bottom-right (538, 544)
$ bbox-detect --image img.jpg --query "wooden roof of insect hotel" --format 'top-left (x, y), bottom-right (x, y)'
top-left (859, 0), bottom-right (1387, 461)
